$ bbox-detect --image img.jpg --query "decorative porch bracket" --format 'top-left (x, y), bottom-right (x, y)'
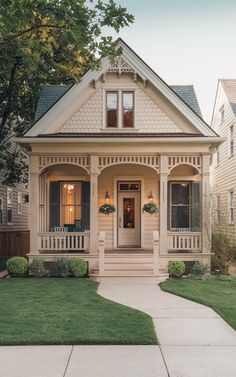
top-left (153, 231), bottom-right (160, 275)
top-left (98, 231), bottom-right (105, 276)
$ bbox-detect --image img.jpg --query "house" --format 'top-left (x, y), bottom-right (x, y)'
top-left (0, 143), bottom-right (29, 257)
top-left (211, 79), bottom-right (236, 240)
top-left (17, 39), bottom-right (221, 278)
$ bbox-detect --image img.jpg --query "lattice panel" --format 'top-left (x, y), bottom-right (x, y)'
top-left (106, 57), bottom-right (135, 74)
top-left (98, 155), bottom-right (159, 173)
top-left (39, 155), bottom-right (90, 172)
top-left (168, 156), bottom-right (201, 173)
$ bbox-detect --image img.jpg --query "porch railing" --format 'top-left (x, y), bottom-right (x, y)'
top-left (38, 231), bottom-right (90, 252)
top-left (168, 232), bottom-right (201, 252)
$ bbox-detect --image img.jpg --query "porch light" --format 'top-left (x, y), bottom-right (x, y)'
top-left (148, 191), bottom-right (154, 203)
top-left (105, 191), bottom-right (110, 204)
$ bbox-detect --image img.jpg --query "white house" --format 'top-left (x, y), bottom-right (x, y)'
top-left (211, 79), bottom-right (236, 239)
top-left (17, 39), bottom-right (221, 279)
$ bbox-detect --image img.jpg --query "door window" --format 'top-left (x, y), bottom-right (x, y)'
top-left (123, 198), bottom-right (135, 228)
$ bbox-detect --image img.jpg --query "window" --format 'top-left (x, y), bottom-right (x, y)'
top-left (220, 105), bottom-right (225, 123)
top-left (106, 90), bottom-right (135, 128)
top-left (0, 198), bottom-right (3, 224)
top-left (18, 192), bottom-right (22, 214)
top-left (229, 125), bottom-right (234, 156)
top-left (7, 188), bottom-right (13, 224)
top-left (61, 182), bottom-right (82, 226)
top-left (106, 92), bottom-right (118, 128)
top-left (169, 182), bottom-right (201, 231)
top-left (122, 92), bottom-right (134, 128)
top-left (215, 195), bottom-right (220, 225)
top-left (228, 191), bottom-right (234, 224)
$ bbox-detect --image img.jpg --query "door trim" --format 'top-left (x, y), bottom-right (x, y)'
top-left (113, 176), bottom-right (144, 249)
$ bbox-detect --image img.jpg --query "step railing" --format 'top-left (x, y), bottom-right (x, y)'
top-left (38, 231), bottom-right (90, 252)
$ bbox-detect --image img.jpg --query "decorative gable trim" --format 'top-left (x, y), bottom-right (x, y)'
top-left (25, 39), bottom-right (218, 138)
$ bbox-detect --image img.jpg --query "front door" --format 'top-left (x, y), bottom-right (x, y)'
top-left (117, 182), bottom-right (141, 248)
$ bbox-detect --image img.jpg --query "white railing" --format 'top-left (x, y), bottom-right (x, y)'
top-left (38, 231), bottom-right (90, 252)
top-left (168, 232), bottom-right (201, 252)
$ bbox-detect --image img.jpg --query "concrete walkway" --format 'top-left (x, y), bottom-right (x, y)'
top-left (0, 281), bottom-right (236, 377)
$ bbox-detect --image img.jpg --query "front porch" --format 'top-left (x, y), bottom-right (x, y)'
top-left (29, 153), bottom-right (211, 276)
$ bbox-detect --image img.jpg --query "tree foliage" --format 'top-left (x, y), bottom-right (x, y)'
top-left (0, 0), bottom-right (134, 185)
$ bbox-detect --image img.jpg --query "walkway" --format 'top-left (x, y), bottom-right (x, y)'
top-left (0, 281), bottom-right (236, 377)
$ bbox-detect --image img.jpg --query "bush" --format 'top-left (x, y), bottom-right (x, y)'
top-left (190, 261), bottom-right (209, 277)
top-left (29, 257), bottom-right (47, 277)
top-left (6, 257), bottom-right (28, 277)
top-left (56, 257), bottom-right (71, 277)
top-left (211, 232), bottom-right (233, 274)
top-left (168, 261), bottom-right (185, 278)
top-left (69, 258), bottom-right (87, 277)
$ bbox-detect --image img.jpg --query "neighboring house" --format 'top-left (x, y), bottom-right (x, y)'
top-left (17, 39), bottom-right (221, 278)
top-left (0, 143), bottom-right (29, 256)
top-left (211, 79), bottom-right (236, 240)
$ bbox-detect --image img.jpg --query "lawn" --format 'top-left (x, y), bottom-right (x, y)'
top-left (161, 278), bottom-right (236, 330)
top-left (0, 278), bottom-right (157, 345)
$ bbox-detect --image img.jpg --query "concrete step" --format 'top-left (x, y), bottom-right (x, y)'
top-left (104, 263), bottom-right (153, 270)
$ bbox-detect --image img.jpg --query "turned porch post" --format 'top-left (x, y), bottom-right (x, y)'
top-left (29, 155), bottom-right (40, 254)
top-left (90, 155), bottom-right (99, 254)
top-left (202, 154), bottom-right (211, 254)
top-left (159, 155), bottom-right (169, 255)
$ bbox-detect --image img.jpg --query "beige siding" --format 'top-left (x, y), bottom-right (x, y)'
top-left (211, 82), bottom-right (236, 239)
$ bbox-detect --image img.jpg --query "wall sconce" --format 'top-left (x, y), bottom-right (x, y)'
top-left (148, 191), bottom-right (154, 203)
top-left (105, 191), bottom-right (110, 204)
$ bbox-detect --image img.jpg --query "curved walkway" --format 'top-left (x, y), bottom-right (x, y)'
top-left (99, 280), bottom-right (236, 377)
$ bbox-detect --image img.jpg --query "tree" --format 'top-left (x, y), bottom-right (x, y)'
top-left (0, 0), bottom-right (134, 185)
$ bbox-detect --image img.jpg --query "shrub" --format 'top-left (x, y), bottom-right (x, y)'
top-left (29, 257), bottom-right (47, 277)
top-left (69, 258), bottom-right (87, 277)
top-left (168, 261), bottom-right (185, 278)
top-left (56, 257), bottom-right (71, 277)
top-left (6, 257), bottom-right (28, 277)
top-left (190, 261), bottom-right (209, 277)
top-left (211, 232), bottom-right (233, 274)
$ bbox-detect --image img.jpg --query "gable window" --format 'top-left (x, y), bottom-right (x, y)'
top-left (229, 125), bottom-right (234, 156)
top-left (18, 192), bottom-right (22, 214)
top-left (106, 92), bottom-right (118, 128)
top-left (169, 182), bottom-right (201, 231)
top-left (123, 92), bottom-right (134, 128)
top-left (0, 198), bottom-right (3, 224)
top-left (7, 188), bottom-right (13, 224)
top-left (228, 191), bottom-right (234, 224)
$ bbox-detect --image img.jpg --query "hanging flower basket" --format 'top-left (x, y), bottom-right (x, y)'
top-left (142, 202), bottom-right (158, 215)
top-left (99, 203), bottom-right (116, 215)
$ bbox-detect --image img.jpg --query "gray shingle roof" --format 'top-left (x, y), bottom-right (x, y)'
top-left (221, 79), bottom-right (236, 115)
top-left (34, 83), bottom-right (202, 122)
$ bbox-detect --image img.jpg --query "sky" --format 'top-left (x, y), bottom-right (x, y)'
top-left (109, 0), bottom-right (236, 123)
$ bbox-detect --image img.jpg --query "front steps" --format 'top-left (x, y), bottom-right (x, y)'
top-left (90, 252), bottom-right (168, 282)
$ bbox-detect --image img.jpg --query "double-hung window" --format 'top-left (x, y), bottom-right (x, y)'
top-left (229, 125), bottom-right (234, 157)
top-left (169, 182), bottom-right (201, 231)
top-left (7, 188), bottom-right (13, 224)
top-left (106, 91), bottom-right (134, 128)
top-left (228, 191), bottom-right (234, 224)
top-left (0, 198), bottom-right (3, 224)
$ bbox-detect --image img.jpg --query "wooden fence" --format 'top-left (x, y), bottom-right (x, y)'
top-left (0, 231), bottom-right (30, 257)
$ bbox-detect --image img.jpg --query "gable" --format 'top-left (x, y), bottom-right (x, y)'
top-left (25, 38), bottom-right (217, 138)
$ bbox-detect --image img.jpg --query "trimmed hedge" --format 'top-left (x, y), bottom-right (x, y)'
top-left (6, 257), bottom-right (28, 277)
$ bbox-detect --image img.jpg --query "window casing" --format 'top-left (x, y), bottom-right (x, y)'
top-left (7, 188), bottom-right (13, 224)
top-left (229, 125), bottom-right (234, 157)
top-left (106, 90), bottom-right (135, 128)
top-left (228, 191), bottom-right (234, 224)
top-left (0, 198), bottom-right (3, 224)
top-left (169, 182), bottom-right (201, 231)
top-left (18, 192), bottom-right (22, 214)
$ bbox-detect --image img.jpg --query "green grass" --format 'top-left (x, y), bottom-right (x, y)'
top-left (161, 278), bottom-right (236, 330)
top-left (0, 278), bottom-right (157, 345)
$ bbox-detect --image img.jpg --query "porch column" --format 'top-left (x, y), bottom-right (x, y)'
top-left (202, 154), bottom-right (211, 254)
top-left (90, 155), bottom-right (99, 254)
top-left (159, 155), bottom-right (169, 255)
top-left (29, 156), bottom-right (40, 254)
